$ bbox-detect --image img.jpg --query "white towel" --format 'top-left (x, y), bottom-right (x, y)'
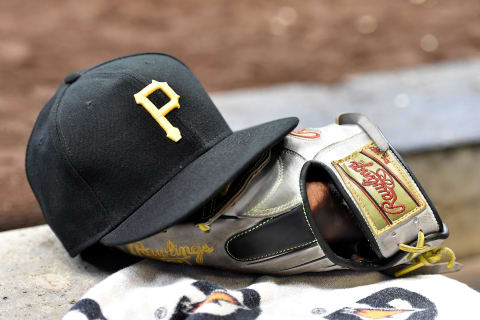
top-left (63, 259), bottom-right (479, 320)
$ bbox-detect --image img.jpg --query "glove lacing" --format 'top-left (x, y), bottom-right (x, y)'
top-left (394, 230), bottom-right (456, 277)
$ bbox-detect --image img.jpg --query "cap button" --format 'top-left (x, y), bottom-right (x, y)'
top-left (64, 72), bottom-right (81, 84)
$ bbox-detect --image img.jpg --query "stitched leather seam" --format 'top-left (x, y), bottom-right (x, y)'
top-left (243, 156), bottom-right (284, 216)
top-left (225, 216), bottom-right (316, 261)
top-left (226, 239), bottom-right (315, 262)
top-left (301, 202), bottom-right (319, 244)
top-left (278, 255), bottom-right (328, 272)
top-left (243, 198), bottom-right (301, 217)
top-left (282, 148), bottom-right (307, 161)
top-left (299, 167), bottom-right (320, 247)
top-left (242, 150), bottom-right (303, 217)
top-left (284, 149), bottom-right (319, 246)
top-left (204, 151), bottom-right (272, 223)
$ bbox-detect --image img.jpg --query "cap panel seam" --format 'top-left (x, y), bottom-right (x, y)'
top-left (53, 84), bottom-right (110, 227)
top-left (25, 95), bottom-right (58, 217)
top-left (78, 53), bottom-right (190, 77)
top-left (25, 94), bottom-right (64, 228)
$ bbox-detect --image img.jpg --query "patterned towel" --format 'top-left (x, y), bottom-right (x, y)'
top-left (64, 259), bottom-right (479, 320)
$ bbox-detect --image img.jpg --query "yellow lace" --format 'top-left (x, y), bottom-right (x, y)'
top-left (196, 223), bottom-right (211, 232)
top-left (394, 231), bottom-right (456, 277)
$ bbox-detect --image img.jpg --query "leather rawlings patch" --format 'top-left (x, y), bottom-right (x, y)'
top-left (332, 142), bottom-right (426, 235)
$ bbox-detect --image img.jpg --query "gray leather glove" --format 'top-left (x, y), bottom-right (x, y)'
top-left (118, 113), bottom-right (460, 277)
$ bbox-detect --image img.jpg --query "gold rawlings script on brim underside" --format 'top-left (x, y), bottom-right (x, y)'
top-left (128, 240), bottom-right (214, 265)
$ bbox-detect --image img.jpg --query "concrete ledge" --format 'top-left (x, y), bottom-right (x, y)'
top-left (0, 226), bottom-right (111, 319)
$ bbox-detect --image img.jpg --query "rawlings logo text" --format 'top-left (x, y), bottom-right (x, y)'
top-left (348, 160), bottom-right (405, 215)
top-left (128, 240), bottom-right (214, 265)
top-left (333, 142), bottom-right (426, 233)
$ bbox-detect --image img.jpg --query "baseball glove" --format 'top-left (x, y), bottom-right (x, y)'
top-left (118, 113), bottom-right (461, 277)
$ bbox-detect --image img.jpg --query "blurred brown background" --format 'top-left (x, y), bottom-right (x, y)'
top-left (1, 1), bottom-right (480, 243)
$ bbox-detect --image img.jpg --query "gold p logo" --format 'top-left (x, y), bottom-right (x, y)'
top-left (134, 80), bottom-right (182, 142)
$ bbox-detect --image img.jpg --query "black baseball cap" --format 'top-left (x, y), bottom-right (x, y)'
top-left (26, 53), bottom-right (298, 256)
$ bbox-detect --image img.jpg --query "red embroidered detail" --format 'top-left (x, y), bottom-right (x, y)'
top-left (336, 164), bottom-right (392, 225)
top-left (368, 146), bottom-right (390, 164)
top-left (348, 160), bottom-right (406, 215)
top-left (369, 146), bottom-right (382, 155)
top-left (361, 150), bottom-right (422, 207)
top-left (289, 128), bottom-right (321, 139)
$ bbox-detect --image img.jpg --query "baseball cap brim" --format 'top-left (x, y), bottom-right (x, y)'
top-left (100, 117), bottom-right (298, 246)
